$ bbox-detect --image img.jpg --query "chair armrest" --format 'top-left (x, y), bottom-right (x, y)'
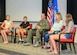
top-left (60, 32), bottom-right (72, 34)
top-left (59, 32), bottom-right (73, 41)
top-left (14, 27), bottom-right (18, 33)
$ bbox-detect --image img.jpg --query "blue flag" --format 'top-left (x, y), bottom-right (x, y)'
top-left (54, 0), bottom-right (58, 13)
top-left (47, 0), bottom-right (58, 26)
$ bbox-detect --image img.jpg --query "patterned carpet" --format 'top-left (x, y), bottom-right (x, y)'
top-left (0, 36), bottom-right (77, 55)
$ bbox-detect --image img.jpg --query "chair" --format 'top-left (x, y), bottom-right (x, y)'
top-left (14, 24), bottom-right (32, 43)
top-left (58, 27), bottom-right (76, 55)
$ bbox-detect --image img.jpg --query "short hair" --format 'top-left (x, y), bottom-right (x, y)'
top-left (42, 13), bottom-right (46, 16)
top-left (6, 15), bottom-right (10, 17)
top-left (23, 16), bottom-right (27, 19)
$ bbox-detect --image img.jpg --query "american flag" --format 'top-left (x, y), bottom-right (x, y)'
top-left (47, 0), bottom-right (58, 26)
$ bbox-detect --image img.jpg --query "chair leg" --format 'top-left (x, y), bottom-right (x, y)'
top-left (31, 36), bottom-right (33, 44)
top-left (11, 33), bottom-right (14, 42)
top-left (41, 36), bottom-right (42, 46)
top-left (11, 34), bottom-right (14, 43)
top-left (32, 34), bottom-right (34, 44)
top-left (59, 42), bottom-right (60, 55)
top-left (14, 29), bottom-right (16, 43)
top-left (72, 43), bottom-right (76, 54)
top-left (61, 43), bottom-right (67, 50)
top-left (11, 35), bottom-right (12, 42)
top-left (69, 43), bottom-right (72, 51)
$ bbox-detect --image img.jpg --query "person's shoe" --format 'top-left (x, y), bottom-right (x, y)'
top-left (18, 41), bottom-right (22, 44)
top-left (24, 42), bottom-right (31, 46)
top-left (42, 46), bottom-right (50, 49)
top-left (33, 43), bottom-right (40, 47)
top-left (34, 42), bottom-right (39, 47)
top-left (21, 41), bottom-right (24, 44)
top-left (42, 45), bottom-right (47, 49)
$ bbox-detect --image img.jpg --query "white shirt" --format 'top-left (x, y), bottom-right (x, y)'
top-left (4, 20), bottom-right (12, 29)
top-left (51, 20), bottom-right (63, 31)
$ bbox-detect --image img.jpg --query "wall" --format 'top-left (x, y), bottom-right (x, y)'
top-left (6, 0), bottom-right (42, 21)
top-left (58, 0), bottom-right (67, 24)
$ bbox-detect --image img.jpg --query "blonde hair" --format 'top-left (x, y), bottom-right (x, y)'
top-left (56, 12), bottom-right (62, 23)
top-left (66, 13), bottom-right (74, 26)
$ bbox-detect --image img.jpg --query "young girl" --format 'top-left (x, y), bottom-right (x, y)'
top-left (1, 15), bottom-right (14, 44)
top-left (43, 12), bottom-right (63, 49)
top-left (49, 13), bottom-right (74, 54)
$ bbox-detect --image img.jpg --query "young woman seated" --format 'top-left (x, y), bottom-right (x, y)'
top-left (42, 12), bottom-right (63, 49)
top-left (1, 15), bottom-right (14, 44)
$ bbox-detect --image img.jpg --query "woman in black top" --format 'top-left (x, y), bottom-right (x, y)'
top-left (17, 16), bottom-right (30, 43)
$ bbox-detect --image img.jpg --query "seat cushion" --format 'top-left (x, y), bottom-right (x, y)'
top-left (59, 38), bottom-right (73, 42)
top-left (16, 32), bottom-right (28, 35)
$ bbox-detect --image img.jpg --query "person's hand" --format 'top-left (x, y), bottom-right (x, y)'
top-left (58, 33), bottom-right (61, 34)
top-left (37, 26), bottom-right (41, 29)
top-left (48, 31), bottom-right (52, 34)
top-left (58, 32), bottom-right (62, 34)
top-left (18, 26), bottom-right (22, 29)
top-left (3, 27), bottom-right (7, 30)
top-left (35, 25), bottom-right (41, 29)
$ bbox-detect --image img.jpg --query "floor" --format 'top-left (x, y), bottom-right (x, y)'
top-left (0, 36), bottom-right (77, 55)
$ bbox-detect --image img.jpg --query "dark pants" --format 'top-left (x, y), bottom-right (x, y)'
top-left (44, 32), bottom-right (50, 44)
top-left (43, 32), bottom-right (55, 44)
